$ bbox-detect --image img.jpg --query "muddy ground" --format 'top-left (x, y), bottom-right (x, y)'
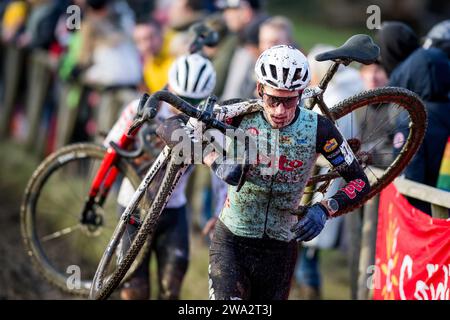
top-left (0, 170), bottom-right (72, 299)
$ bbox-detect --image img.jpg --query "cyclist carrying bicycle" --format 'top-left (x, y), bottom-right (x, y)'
top-left (201, 45), bottom-right (371, 299)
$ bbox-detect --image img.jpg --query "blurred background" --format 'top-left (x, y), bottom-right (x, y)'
top-left (0, 0), bottom-right (449, 300)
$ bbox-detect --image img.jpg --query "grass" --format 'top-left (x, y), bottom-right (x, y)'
top-left (292, 20), bottom-right (370, 52)
top-left (266, 3), bottom-right (373, 52)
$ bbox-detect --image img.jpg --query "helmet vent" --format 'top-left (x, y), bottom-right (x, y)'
top-left (266, 79), bottom-right (278, 87)
top-left (293, 68), bottom-right (302, 81)
top-left (260, 65), bottom-right (267, 77)
top-left (201, 74), bottom-right (212, 92)
top-left (283, 68), bottom-right (289, 83)
top-left (192, 62), bottom-right (207, 92)
top-left (184, 58), bottom-right (190, 91)
top-left (302, 69), bottom-right (309, 82)
top-left (269, 64), bottom-right (277, 79)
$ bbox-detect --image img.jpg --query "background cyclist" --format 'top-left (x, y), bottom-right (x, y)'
top-left (104, 53), bottom-right (227, 300)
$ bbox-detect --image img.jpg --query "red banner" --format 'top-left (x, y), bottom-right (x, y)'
top-left (373, 183), bottom-right (450, 300)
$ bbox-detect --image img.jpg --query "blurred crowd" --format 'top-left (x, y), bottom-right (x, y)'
top-left (0, 0), bottom-right (449, 299)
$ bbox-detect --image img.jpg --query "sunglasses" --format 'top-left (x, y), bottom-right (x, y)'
top-left (260, 90), bottom-right (302, 109)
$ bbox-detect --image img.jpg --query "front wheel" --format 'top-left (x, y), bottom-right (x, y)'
top-left (20, 143), bottom-right (146, 297)
top-left (306, 87), bottom-right (427, 214)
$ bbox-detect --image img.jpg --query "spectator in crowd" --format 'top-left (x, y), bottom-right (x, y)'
top-left (423, 19), bottom-right (450, 59)
top-left (76, 0), bottom-right (141, 138)
top-left (133, 20), bottom-right (174, 93)
top-left (359, 62), bottom-right (388, 91)
top-left (16, 0), bottom-right (69, 50)
top-left (295, 44), bottom-right (364, 299)
top-left (218, 0), bottom-right (269, 100)
top-left (232, 15), bottom-right (297, 101)
top-left (1, 0), bottom-right (28, 43)
top-left (389, 21), bottom-right (450, 215)
top-left (167, 0), bottom-right (207, 31)
top-left (165, 0), bottom-right (209, 55)
top-left (376, 21), bottom-right (419, 76)
top-left (0, 1), bottom-right (12, 20)
top-left (110, 0), bottom-right (136, 36)
top-left (202, 13), bottom-right (235, 97)
top-left (236, 15), bottom-right (297, 98)
top-left (357, 61), bottom-right (393, 167)
top-left (258, 15), bottom-right (295, 52)
top-left (127, 0), bottom-right (155, 23)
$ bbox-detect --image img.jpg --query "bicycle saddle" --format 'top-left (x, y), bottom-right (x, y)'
top-left (315, 34), bottom-right (380, 65)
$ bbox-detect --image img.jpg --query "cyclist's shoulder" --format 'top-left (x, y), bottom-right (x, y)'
top-left (219, 98), bottom-right (263, 122)
top-left (315, 112), bottom-right (333, 127)
top-left (220, 98), bottom-right (262, 109)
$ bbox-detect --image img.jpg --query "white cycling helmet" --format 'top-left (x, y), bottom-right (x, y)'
top-left (168, 53), bottom-right (216, 99)
top-left (255, 45), bottom-right (311, 91)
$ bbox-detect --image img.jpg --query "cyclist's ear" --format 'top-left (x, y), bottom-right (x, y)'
top-left (256, 82), bottom-right (264, 97)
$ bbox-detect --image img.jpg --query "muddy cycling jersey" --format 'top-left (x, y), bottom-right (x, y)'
top-left (220, 100), bottom-right (370, 242)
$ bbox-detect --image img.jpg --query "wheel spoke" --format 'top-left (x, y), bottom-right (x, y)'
top-left (360, 102), bottom-right (383, 143)
top-left (366, 165), bottom-right (379, 182)
top-left (361, 106), bottom-right (404, 144)
top-left (41, 224), bottom-right (82, 242)
top-left (38, 203), bottom-right (81, 221)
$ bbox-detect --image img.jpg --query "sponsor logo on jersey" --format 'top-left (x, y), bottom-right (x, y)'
top-left (324, 138), bottom-right (338, 152)
top-left (341, 179), bottom-right (366, 199)
top-left (280, 135), bottom-right (293, 144)
top-left (327, 149), bottom-right (341, 158)
top-left (330, 155), bottom-right (345, 166)
top-left (279, 155), bottom-right (303, 171)
top-left (340, 140), bottom-right (355, 165)
top-left (247, 127), bottom-right (259, 136)
top-left (255, 154), bottom-right (304, 172)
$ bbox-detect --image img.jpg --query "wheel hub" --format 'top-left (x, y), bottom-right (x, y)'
top-left (81, 205), bottom-right (104, 236)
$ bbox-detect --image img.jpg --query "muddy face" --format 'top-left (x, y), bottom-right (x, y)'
top-left (257, 83), bottom-right (302, 129)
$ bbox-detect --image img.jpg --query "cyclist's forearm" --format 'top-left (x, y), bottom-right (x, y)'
top-left (325, 160), bottom-right (370, 217)
top-left (316, 114), bottom-right (370, 217)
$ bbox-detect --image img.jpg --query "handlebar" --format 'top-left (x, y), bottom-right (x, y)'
top-left (128, 91), bottom-right (237, 136)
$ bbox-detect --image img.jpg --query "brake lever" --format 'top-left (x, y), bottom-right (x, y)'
top-left (127, 118), bottom-right (145, 136)
top-left (128, 95), bottom-right (159, 136)
top-left (110, 140), bottom-right (144, 159)
top-left (137, 93), bottom-right (150, 118)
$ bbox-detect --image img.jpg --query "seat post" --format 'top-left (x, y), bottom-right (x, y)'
top-left (318, 61), bottom-right (341, 91)
top-left (309, 60), bottom-right (344, 123)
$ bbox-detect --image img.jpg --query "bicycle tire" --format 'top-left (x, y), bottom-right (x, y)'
top-left (90, 157), bottom-right (185, 300)
top-left (20, 143), bottom-right (147, 297)
top-left (313, 87), bottom-right (427, 214)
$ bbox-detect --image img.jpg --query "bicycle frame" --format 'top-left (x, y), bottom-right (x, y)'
top-left (93, 144), bottom-right (190, 289)
top-left (80, 128), bottom-right (138, 224)
top-left (303, 60), bottom-right (350, 122)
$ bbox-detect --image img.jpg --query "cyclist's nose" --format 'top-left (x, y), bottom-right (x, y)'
top-left (272, 104), bottom-right (286, 116)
